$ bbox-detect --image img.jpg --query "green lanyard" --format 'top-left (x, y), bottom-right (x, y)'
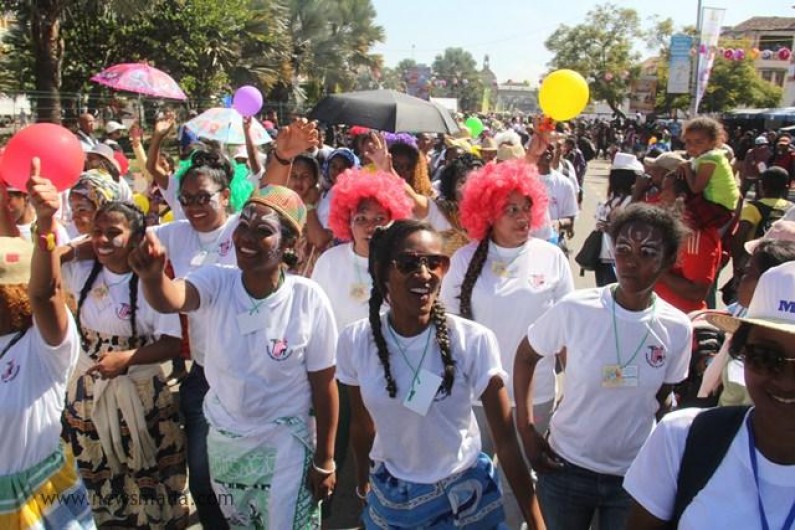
top-left (246, 270), bottom-right (284, 315)
top-left (611, 286), bottom-right (655, 368)
top-left (387, 320), bottom-right (433, 400)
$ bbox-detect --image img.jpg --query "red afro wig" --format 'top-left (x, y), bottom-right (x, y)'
top-left (459, 159), bottom-right (549, 241)
top-left (328, 169), bottom-right (414, 241)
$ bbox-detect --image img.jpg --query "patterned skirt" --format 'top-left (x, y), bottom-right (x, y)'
top-left (0, 445), bottom-right (96, 530)
top-left (62, 329), bottom-right (187, 529)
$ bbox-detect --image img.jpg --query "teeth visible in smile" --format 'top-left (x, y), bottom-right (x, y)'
top-left (771, 394), bottom-right (795, 405)
top-left (240, 247), bottom-right (257, 256)
top-left (97, 248), bottom-right (113, 256)
top-left (410, 287), bottom-right (430, 295)
top-left (191, 213), bottom-right (207, 219)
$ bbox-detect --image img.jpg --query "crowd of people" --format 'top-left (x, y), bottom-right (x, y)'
top-left (1, 106), bottom-right (794, 530)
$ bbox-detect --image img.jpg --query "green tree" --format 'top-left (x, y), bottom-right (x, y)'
top-left (700, 55), bottom-right (782, 112)
top-left (431, 47), bottom-right (483, 112)
top-left (545, 3), bottom-right (642, 117)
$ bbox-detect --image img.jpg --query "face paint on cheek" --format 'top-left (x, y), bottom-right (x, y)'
top-left (111, 235), bottom-right (125, 248)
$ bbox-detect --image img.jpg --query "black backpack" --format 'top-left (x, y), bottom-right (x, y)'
top-left (668, 406), bottom-right (750, 528)
top-left (751, 200), bottom-right (792, 238)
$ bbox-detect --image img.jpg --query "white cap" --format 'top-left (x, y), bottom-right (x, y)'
top-left (105, 121), bottom-right (127, 134)
top-left (755, 135), bottom-right (769, 145)
top-left (611, 152), bottom-right (644, 174)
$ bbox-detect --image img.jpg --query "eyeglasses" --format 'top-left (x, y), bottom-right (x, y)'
top-left (392, 253), bottom-right (449, 275)
top-left (733, 343), bottom-right (795, 375)
top-left (177, 190), bottom-right (220, 207)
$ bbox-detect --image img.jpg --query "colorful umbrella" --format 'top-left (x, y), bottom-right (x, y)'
top-left (91, 63), bottom-right (187, 101)
top-left (184, 108), bottom-right (273, 145)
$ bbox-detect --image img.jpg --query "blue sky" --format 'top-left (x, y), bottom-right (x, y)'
top-left (370, 1), bottom-right (794, 85)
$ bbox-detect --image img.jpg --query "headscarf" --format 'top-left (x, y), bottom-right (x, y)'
top-left (321, 148), bottom-right (360, 190)
top-left (70, 170), bottom-right (121, 209)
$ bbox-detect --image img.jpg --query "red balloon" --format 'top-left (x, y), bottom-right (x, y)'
top-left (113, 151), bottom-right (130, 175)
top-left (0, 123), bottom-right (85, 191)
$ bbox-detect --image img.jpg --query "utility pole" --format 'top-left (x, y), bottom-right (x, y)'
top-left (689, 0), bottom-right (704, 117)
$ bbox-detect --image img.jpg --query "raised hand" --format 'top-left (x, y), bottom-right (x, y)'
top-left (153, 112), bottom-right (176, 137)
top-left (363, 132), bottom-right (393, 173)
top-left (25, 158), bottom-right (60, 223)
top-left (275, 118), bottom-right (319, 160)
top-left (86, 350), bottom-right (133, 379)
top-left (128, 230), bottom-right (167, 281)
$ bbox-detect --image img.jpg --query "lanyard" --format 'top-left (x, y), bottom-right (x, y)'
top-left (0, 329), bottom-right (27, 361)
top-left (387, 320), bottom-right (432, 400)
top-left (246, 270), bottom-right (284, 315)
top-left (611, 286), bottom-right (654, 368)
top-left (746, 415), bottom-right (795, 530)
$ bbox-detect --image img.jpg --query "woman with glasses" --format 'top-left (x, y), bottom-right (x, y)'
top-left (130, 186), bottom-right (338, 529)
top-left (336, 219), bottom-right (542, 529)
top-left (439, 158), bottom-right (573, 529)
top-left (625, 260), bottom-right (795, 529)
top-left (514, 203), bottom-right (692, 530)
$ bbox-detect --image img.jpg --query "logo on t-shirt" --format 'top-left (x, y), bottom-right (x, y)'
top-left (218, 240), bottom-right (233, 257)
top-left (529, 274), bottom-right (546, 287)
top-left (645, 345), bottom-right (666, 368)
top-left (116, 303), bottom-right (132, 320)
top-left (1, 359), bottom-right (20, 383)
top-left (267, 338), bottom-right (293, 361)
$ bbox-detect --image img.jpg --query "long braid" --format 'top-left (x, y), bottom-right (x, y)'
top-left (76, 259), bottom-right (103, 349)
top-left (431, 299), bottom-right (456, 396)
top-left (458, 231), bottom-right (491, 319)
top-left (369, 286), bottom-right (397, 397)
top-left (128, 274), bottom-right (140, 348)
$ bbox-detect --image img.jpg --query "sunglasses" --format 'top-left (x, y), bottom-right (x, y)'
top-left (392, 253), bottom-right (449, 275)
top-left (733, 343), bottom-right (795, 375)
top-left (177, 190), bottom-right (220, 207)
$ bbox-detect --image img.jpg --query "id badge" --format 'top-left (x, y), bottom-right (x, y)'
top-left (236, 310), bottom-right (262, 335)
top-left (190, 250), bottom-right (208, 267)
top-left (403, 369), bottom-right (443, 416)
top-left (349, 283), bottom-right (369, 302)
top-left (91, 285), bottom-right (112, 311)
top-left (491, 261), bottom-right (509, 278)
top-left (602, 364), bottom-right (639, 388)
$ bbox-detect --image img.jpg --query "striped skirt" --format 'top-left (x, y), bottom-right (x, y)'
top-left (0, 446), bottom-right (96, 530)
top-left (364, 453), bottom-right (507, 529)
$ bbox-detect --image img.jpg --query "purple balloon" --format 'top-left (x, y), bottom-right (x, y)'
top-left (734, 49), bottom-right (746, 61)
top-left (233, 86), bottom-right (263, 117)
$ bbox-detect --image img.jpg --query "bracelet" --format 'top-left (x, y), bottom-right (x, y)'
top-left (312, 460), bottom-right (336, 475)
top-left (31, 222), bottom-right (57, 252)
top-left (305, 203), bottom-right (317, 212)
top-left (355, 486), bottom-right (368, 500)
top-left (272, 149), bottom-right (293, 166)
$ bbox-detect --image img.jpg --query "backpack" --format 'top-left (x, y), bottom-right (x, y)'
top-left (579, 137), bottom-right (596, 162)
top-left (751, 200), bottom-right (793, 238)
top-left (668, 406), bottom-right (750, 528)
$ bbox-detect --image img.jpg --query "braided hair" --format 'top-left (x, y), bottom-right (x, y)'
top-left (76, 201), bottom-right (146, 350)
top-left (368, 219), bottom-right (456, 398)
top-left (458, 230), bottom-right (491, 320)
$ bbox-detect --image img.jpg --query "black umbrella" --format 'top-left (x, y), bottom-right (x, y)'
top-left (308, 89), bottom-right (460, 134)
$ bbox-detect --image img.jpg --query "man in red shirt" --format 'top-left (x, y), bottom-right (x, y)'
top-left (770, 134), bottom-right (795, 185)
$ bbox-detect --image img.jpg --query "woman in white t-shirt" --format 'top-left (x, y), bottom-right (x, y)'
top-left (150, 149), bottom-right (241, 529)
top-left (514, 203), bottom-right (692, 530)
top-left (336, 219), bottom-right (543, 529)
top-left (59, 200), bottom-right (187, 528)
top-left (624, 261), bottom-right (795, 530)
top-left (131, 186), bottom-right (339, 529)
top-left (0, 172), bottom-right (94, 529)
top-left (305, 147), bottom-right (360, 252)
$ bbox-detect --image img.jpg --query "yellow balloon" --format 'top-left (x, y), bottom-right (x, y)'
top-left (132, 193), bottom-right (150, 215)
top-left (538, 69), bottom-right (590, 121)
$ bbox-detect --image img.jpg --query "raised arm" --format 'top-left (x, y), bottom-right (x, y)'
top-left (25, 159), bottom-right (69, 345)
top-left (261, 118), bottom-right (319, 188)
top-left (146, 114), bottom-right (176, 190)
top-left (128, 230), bottom-right (200, 313)
top-left (243, 116), bottom-right (263, 177)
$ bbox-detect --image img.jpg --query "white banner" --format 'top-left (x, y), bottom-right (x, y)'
top-left (668, 34), bottom-right (693, 94)
top-left (694, 7), bottom-right (726, 112)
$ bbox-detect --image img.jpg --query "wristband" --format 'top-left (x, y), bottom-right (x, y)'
top-left (306, 203), bottom-right (317, 212)
top-left (272, 150), bottom-right (293, 166)
top-left (31, 223), bottom-right (57, 252)
top-left (355, 486), bottom-right (368, 500)
top-left (312, 460), bottom-right (336, 475)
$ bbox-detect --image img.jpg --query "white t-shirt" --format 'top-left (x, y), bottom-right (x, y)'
top-left (153, 215), bottom-right (238, 365)
top-left (424, 200), bottom-right (453, 232)
top-left (624, 408), bottom-right (795, 529)
top-left (17, 221), bottom-right (70, 246)
top-left (526, 286), bottom-right (691, 475)
top-left (317, 190), bottom-right (333, 229)
top-left (186, 269), bottom-right (338, 435)
top-left (160, 174), bottom-right (186, 221)
top-left (62, 261), bottom-right (181, 340)
top-left (540, 170), bottom-right (579, 221)
top-left (311, 243), bottom-right (372, 330)
top-left (0, 315), bottom-right (80, 474)
top-left (336, 313), bottom-right (506, 484)
top-left (440, 239), bottom-right (574, 404)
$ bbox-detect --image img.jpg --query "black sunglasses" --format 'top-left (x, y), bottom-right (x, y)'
top-left (733, 343), bottom-right (795, 375)
top-left (177, 190), bottom-right (220, 207)
top-left (392, 253), bottom-right (449, 275)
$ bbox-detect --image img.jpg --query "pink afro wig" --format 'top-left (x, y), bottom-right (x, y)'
top-left (328, 168), bottom-right (414, 241)
top-left (459, 159), bottom-right (549, 241)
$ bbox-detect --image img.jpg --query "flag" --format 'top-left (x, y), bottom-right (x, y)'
top-left (694, 7), bottom-right (725, 112)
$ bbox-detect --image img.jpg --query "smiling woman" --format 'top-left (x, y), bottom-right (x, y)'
top-left (335, 219), bottom-right (543, 529)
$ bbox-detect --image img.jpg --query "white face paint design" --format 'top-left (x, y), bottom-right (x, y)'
top-left (111, 235), bottom-right (125, 248)
top-left (239, 203), bottom-right (283, 255)
top-left (615, 223), bottom-right (664, 261)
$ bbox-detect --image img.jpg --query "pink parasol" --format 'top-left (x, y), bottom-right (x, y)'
top-left (91, 63), bottom-right (187, 101)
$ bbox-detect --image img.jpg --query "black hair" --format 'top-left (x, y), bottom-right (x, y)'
top-left (439, 154), bottom-right (483, 201)
top-left (388, 142), bottom-right (420, 166)
top-left (367, 219), bottom-right (455, 398)
top-left (752, 240), bottom-right (795, 275)
top-left (607, 169), bottom-right (638, 197)
top-left (180, 148), bottom-right (234, 192)
top-left (608, 203), bottom-right (688, 267)
top-left (760, 166), bottom-right (790, 198)
top-left (292, 154), bottom-right (320, 184)
top-left (76, 201), bottom-right (146, 351)
top-left (458, 230), bottom-right (490, 320)
top-left (728, 322), bottom-right (752, 359)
